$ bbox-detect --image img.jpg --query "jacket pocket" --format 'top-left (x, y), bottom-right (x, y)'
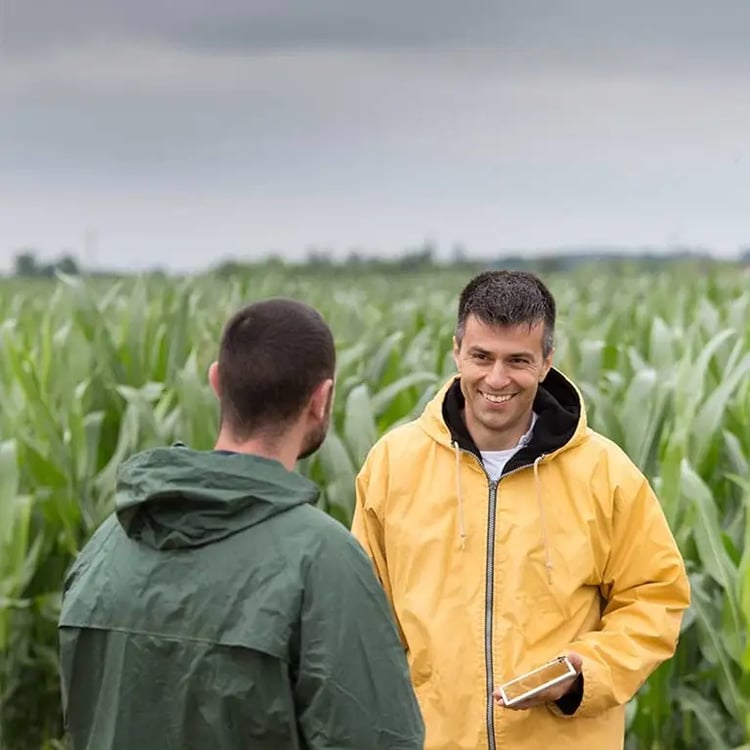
top-left (534, 538), bottom-right (596, 617)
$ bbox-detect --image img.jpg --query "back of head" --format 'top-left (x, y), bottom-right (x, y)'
top-left (456, 270), bottom-right (556, 357)
top-left (217, 298), bottom-right (336, 440)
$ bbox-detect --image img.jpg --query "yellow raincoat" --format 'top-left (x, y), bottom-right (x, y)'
top-left (352, 371), bottom-right (690, 750)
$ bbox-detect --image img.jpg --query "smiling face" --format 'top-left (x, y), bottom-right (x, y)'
top-left (452, 314), bottom-right (554, 451)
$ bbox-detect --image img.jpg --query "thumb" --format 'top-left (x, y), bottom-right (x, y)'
top-left (567, 652), bottom-right (584, 673)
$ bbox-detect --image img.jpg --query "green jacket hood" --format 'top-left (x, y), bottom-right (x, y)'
top-left (114, 445), bottom-right (319, 550)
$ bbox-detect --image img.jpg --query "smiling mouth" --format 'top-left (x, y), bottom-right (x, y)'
top-left (479, 391), bottom-right (515, 404)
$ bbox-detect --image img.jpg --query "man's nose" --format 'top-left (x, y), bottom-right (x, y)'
top-left (484, 361), bottom-right (511, 390)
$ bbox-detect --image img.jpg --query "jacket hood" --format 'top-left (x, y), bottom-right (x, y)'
top-left (419, 368), bottom-right (588, 469)
top-left (114, 446), bottom-right (319, 550)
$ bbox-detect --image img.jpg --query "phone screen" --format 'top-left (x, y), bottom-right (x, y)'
top-left (501, 658), bottom-right (573, 702)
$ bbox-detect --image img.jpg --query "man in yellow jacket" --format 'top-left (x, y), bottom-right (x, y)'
top-left (351, 270), bottom-right (691, 750)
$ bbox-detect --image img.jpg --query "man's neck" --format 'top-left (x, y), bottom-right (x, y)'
top-left (213, 431), bottom-right (299, 471)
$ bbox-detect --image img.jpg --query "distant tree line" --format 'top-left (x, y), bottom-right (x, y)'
top-left (7, 244), bottom-right (750, 279)
top-left (12, 250), bottom-right (80, 278)
top-left (212, 243), bottom-right (748, 277)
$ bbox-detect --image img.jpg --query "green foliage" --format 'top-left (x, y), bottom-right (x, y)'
top-left (0, 264), bottom-right (748, 749)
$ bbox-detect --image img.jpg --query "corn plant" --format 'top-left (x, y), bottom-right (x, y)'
top-left (0, 263), bottom-right (748, 749)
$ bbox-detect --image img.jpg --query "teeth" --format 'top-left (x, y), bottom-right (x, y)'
top-left (482, 392), bottom-right (513, 403)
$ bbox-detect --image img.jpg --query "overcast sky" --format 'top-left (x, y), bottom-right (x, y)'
top-left (2, 1), bottom-right (749, 272)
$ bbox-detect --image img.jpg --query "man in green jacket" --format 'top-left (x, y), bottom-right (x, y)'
top-left (58, 298), bottom-right (424, 750)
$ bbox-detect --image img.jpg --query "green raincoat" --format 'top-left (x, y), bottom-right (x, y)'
top-left (59, 446), bottom-right (424, 749)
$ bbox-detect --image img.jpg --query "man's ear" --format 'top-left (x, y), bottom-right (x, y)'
top-left (540, 350), bottom-right (555, 382)
top-left (309, 378), bottom-right (334, 421)
top-left (452, 335), bottom-right (461, 371)
top-left (208, 361), bottom-right (221, 397)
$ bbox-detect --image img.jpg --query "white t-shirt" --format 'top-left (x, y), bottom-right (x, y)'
top-left (480, 412), bottom-right (538, 481)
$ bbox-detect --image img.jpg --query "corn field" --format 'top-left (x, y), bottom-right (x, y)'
top-left (0, 264), bottom-right (748, 749)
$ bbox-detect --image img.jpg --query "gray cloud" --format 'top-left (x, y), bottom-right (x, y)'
top-left (6, 0), bottom-right (750, 64)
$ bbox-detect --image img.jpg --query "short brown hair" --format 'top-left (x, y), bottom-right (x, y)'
top-left (217, 298), bottom-right (335, 439)
top-left (456, 270), bottom-right (556, 357)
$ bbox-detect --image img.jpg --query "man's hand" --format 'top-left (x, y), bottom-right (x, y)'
top-left (494, 652), bottom-right (583, 711)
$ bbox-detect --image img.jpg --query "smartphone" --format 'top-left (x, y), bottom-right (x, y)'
top-left (497, 655), bottom-right (576, 706)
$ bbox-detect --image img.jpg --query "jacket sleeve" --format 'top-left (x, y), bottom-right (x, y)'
top-left (294, 518), bottom-right (424, 749)
top-left (550, 464), bottom-right (691, 718)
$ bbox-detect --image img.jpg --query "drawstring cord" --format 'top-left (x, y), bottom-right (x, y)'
top-left (453, 441), bottom-right (467, 550)
top-left (534, 455), bottom-right (553, 583)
